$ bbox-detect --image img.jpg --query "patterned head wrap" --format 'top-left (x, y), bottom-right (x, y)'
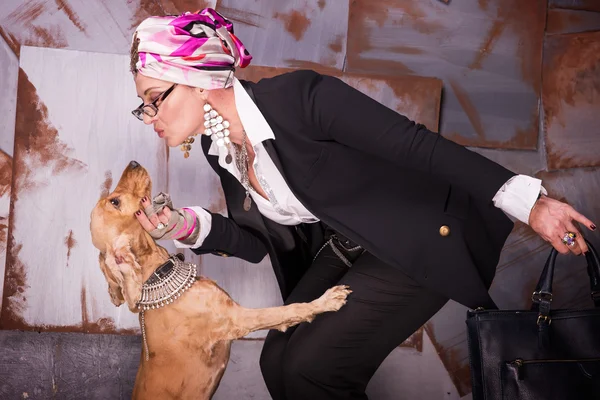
top-left (131, 8), bottom-right (252, 90)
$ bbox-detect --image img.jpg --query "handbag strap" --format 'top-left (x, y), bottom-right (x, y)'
top-left (529, 240), bottom-right (600, 348)
top-left (586, 244), bottom-right (600, 306)
top-left (531, 239), bottom-right (600, 319)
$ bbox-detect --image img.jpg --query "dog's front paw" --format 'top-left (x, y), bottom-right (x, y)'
top-left (314, 285), bottom-right (352, 313)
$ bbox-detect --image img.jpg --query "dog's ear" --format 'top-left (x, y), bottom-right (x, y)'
top-left (98, 252), bottom-right (125, 307)
top-left (102, 235), bottom-right (143, 312)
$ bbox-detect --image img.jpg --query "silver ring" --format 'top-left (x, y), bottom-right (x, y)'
top-left (156, 222), bottom-right (165, 230)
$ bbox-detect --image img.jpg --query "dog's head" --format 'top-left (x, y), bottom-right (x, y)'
top-left (90, 160), bottom-right (153, 312)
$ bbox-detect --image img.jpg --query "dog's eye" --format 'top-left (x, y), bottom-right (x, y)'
top-left (109, 198), bottom-right (120, 208)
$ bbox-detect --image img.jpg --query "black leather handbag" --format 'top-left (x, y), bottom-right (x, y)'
top-left (466, 239), bottom-right (600, 400)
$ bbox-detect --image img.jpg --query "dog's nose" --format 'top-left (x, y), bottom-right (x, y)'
top-left (129, 160), bottom-right (139, 169)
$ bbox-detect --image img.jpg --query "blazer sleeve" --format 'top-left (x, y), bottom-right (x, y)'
top-left (185, 136), bottom-right (268, 263)
top-left (189, 210), bottom-right (268, 263)
top-left (302, 71), bottom-right (517, 204)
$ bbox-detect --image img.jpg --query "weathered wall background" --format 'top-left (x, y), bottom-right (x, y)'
top-left (0, 1), bottom-right (599, 399)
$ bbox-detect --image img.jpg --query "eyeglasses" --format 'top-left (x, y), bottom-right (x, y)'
top-left (132, 84), bottom-right (177, 121)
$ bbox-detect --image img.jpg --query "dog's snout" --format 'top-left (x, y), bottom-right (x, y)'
top-left (129, 160), bottom-right (140, 169)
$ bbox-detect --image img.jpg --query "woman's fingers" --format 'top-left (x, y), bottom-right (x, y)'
top-left (135, 208), bottom-right (157, 232)
top-left (530, 196), bottom-right (594, 256)
top-left (140, 196), bottom-right (161, 226)
top-left (550, 234), bottom-right (571, 255)
top-left (568, 207), bottom-right (597, 232)
top-left (157, 209), bottom-right (170, 225)
top-left (565, 221), bottom-right (589, 254)
top-left (563, 221), bottom-right (587, 255)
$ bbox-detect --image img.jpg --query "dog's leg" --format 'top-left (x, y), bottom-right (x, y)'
top-left (223, 285), bottom-right (351, 340)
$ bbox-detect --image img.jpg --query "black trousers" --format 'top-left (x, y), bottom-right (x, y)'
top-left (259, 238), bottom-right (449, 400)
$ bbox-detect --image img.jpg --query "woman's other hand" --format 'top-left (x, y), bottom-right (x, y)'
top-left (528, 195), bottom-right (596, 255)
top-left (135, 193), bottom-right (199, 243)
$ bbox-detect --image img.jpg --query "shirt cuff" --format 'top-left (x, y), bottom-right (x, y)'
top-left (492, 175), bottom-right (548, 225)
top-left (173, 206), bottom-right (212, 249)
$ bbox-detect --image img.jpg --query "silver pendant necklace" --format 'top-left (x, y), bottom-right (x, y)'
top-left (137, 255), bottom-right (197, 361)
top-left (234, 130), bottom-right (252, 211)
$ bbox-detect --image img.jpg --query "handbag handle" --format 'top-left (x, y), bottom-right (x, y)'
top-left (532, 239), bottom-right (600, 313)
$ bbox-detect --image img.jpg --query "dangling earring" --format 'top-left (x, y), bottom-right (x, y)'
top-left (202, 103), bottom-right (232, 164)
top-left (181, 136), bottom-right (195, 159)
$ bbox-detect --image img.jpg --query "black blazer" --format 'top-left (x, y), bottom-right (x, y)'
top-left (192, 69), bottom-right (516, 309)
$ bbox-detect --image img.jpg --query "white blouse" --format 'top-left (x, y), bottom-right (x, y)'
top-left (175, 78), bottom-right (546, 250)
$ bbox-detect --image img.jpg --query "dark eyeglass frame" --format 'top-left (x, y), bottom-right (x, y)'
top-left (132, 84), bottom-right (177, 121)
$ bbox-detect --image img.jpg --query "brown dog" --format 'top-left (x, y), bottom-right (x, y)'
top-left (89, 161), bottom-right (351, 399)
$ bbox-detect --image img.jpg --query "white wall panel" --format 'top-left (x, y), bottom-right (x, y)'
top-left (1, 46), bottom-right (167, 333)
top-left (0, 33), bottom-right (18, 313)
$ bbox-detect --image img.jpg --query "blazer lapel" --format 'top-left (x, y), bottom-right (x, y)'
top-left (262, 139), bottom-right (285, 175)
top-left (218, 164), bottom-right (267, 231)
top-left (202, 135), bottom-right (267, 233)
top-left (239, 79), bottom-right (287, 178)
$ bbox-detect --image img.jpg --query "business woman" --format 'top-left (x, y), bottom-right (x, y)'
top-left (130, 9), bottom-right (596, 400)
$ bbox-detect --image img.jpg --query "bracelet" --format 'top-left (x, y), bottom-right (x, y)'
top-left (170, 209), bottom-right (193, 240)
top-left (181, 208), bottom-right (197, 238)
top-left (174, 208), bottom-right (198, 241)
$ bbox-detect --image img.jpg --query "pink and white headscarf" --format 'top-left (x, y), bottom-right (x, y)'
top-left (132, 8), bottom-right (252, 90)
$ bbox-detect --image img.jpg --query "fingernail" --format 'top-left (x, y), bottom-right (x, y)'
top-left (135, 210), bottom-right (141, 216)
top-left (141, 196), bottom-right (147, 203)
top-left (591, 224), bottom-right (597, 231)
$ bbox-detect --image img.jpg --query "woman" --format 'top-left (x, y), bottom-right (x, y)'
top-left (131, 9), bottom-right (596, 400)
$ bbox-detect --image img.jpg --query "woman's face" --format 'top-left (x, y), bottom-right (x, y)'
top-left (134, 73), bottom-right (205, 147)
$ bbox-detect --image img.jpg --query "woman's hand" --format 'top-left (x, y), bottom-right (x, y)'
top-left (135, 192), bottom-right (199, 243)
top-left (528, 195), bottom-right (596, 255)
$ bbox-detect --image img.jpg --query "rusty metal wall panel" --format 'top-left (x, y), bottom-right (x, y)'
top-left (549, 0), bottom-right (600, 12)
top-left (215, 0), bottom-right (348, 70)
top-left (158, 0), bottom-right (217, 14)
top-left (469, 146), bottom-right (545, 176)
top-left (235, 65), bottom-right (334, 81)
top-left (236, 66), bottom-right (443, 131)
top-left (0, 0), bottom-right (172, 54)
top-left (423, 147), bottom-right (599, 398)
top-left (338, 74), bottom-right (442, 132)
top-left (425, 301), bottom-right (474, 397)
top-left (546, 9), bottom-right (600, 35)
top-left (346, 0), bottom-right (547, 150)
top-left (0, 46), bottom-right (168, 333)
top-left (366, 329), bottom-right (464, 400)
top-left (543, 31), bottom-right (600, 170)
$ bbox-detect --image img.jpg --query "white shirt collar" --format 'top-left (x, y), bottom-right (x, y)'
top-left (208, 77), bottom-right (275, 156)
